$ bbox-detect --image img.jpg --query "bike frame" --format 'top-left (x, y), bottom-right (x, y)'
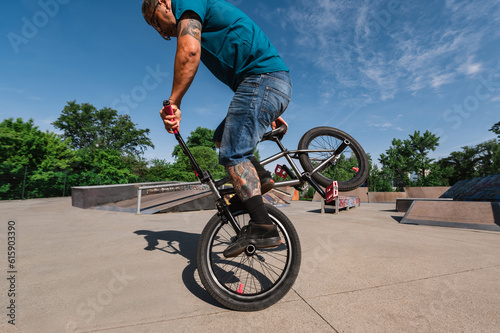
top-left (163, 99), bottom-right (350, 233)
top-left (171, 126), bottom-right (348, 226)
top-left (259, 133), bottom-right (351, 199)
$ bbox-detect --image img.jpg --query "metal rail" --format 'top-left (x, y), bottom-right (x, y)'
top-left (136, 181), bottom-right (207, 214)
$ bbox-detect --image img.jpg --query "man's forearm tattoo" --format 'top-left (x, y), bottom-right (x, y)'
top-left (179, 18), bottom-right (201, 42)
top-left (226, 161), bottom-right (261, 201)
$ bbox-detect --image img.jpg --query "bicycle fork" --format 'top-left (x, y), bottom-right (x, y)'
top-left (163, 100), bottom-right (242, 234)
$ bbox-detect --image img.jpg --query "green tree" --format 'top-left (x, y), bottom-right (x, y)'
top-left (379, 138), bottom-right (412, 190)
top-left (379, 130), bottom-right (439, 190)
top-left (369, 163), bottom-right (393, 192)
top-left (406, 130), bottom-right (439, 185)
top-left (477, 139), bottom-right (500, 176)
top-left (175, 146), bottom-right (226, 181)
top-left (53, 101), bottom-right (154, 156)
top-left (172, 126), bottom-right (216, 158)
top-left (489, 121), bottom-right (500, 140)
top-left (145, 159), bottom-right (173, 182)
top-left (436, 145), bottom-right (481, 185)
top-left (70, 148), bottom-right (139, 185)
top-left (420, 162), bottom-right (450, 187)
top-left (0, 118), bottom-right (76, 199)
top-left (437, 139), bottom-right (500, 185)
top-left (167, 127), bottom-right (226, 181)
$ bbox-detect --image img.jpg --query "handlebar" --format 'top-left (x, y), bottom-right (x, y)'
top-left (163, 100), bottom-right (178, 134)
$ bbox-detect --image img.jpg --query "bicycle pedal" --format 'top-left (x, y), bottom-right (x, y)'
top-left (325, 181), bottom-right (338, 203)
top-left (275, 164), bottom-right (288, 179)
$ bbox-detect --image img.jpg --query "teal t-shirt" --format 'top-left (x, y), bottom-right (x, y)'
top-left (171, 0), bottom-right (289, 91)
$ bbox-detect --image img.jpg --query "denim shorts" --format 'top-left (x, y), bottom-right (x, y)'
top-left (213, 71), bottom-right (292, 167)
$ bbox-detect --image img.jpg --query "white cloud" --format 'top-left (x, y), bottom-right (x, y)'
top-left (277, 0), bottom-right (499, 105)
top-left (431, 73), bottom-right (456, 88)
top-left (458, 58), bottom-right (483, 76)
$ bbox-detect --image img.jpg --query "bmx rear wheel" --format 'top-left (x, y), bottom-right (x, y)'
top-left (197, 204), bottom-right (301, 311)
top-left (298, 127), bottom-right (369, 191)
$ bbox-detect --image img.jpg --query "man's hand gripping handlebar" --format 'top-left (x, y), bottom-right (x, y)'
top-left (161, 100), bottom-right (181, 134)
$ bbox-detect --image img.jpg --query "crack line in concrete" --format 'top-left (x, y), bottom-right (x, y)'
top-left (302, 264), bottom-right (500, 301)
top-left (293, 288), bottom-right (340, 333)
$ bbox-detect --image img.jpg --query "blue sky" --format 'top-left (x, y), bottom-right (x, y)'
top-left (1, 0), bottom-right (499, 168)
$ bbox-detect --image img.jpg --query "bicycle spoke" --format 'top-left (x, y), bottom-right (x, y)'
top-left (200, 202), bottom-right (300, 309)
top-left (307, 133), bottom-right (361, 183)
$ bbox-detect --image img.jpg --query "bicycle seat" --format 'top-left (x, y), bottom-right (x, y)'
top-left (261, 124), bottom-right (287, 142)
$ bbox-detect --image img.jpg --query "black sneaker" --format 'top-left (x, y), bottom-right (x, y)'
top-left (223, 223), bottom-right (281, 258)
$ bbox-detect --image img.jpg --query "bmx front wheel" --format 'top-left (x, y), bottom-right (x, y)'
top-left (196, 203), bottom-right (301, 311)
top-left (298, 127), bottom-right (369, 191)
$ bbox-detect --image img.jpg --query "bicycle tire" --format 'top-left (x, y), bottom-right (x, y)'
top-left (196, 203), bottom-right (301, 311)
top-left (298, 127), bottom-right (369, 191)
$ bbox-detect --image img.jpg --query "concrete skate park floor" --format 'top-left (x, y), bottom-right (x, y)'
top-left (1, 198), bottom-right (499, 333)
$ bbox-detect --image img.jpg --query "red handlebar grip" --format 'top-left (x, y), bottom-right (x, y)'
top-left (163, 100), bottom-right (178, 134)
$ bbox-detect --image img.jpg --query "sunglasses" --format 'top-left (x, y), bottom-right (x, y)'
top-left (150, 1), bottom-right (171, 41)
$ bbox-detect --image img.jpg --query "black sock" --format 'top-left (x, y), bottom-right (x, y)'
top-left (243, 195), bottom-right (271, 225)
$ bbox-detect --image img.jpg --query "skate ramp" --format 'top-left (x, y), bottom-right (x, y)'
top-left (400, 200), bottom-right (500, 231)
top-left (95, 188), bottom-right (215, 214)
top-left (75, 181), bottom-right (292, 214)
top-left (399, 175), bottom-right (500, 231)
top-left (73, 182), bottom-right (216, 214)
top-left (263, 188), bottom-right (293, 207)
top-left (441, 174), bottom-right (500, 201)
top-left (397, 175), bottom-right (499, 212)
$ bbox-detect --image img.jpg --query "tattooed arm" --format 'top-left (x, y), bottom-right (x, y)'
top-left (170, 11), bottom-right (202, 109)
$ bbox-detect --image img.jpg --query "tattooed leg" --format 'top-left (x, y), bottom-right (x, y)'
top-left (226, 161), bottom-right (261, 201)
top-left (226, 161), bottom-right (271, 225)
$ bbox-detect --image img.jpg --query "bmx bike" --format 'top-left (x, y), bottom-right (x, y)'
top-left (162, 101), bottom-right (368, 311)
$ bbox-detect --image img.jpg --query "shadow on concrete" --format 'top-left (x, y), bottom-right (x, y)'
top-left (391, 215), bottom-right (403, 223)
top-left (133, 230), bottom-right (223, 309)
top-left (307, 208), bottom-right (325, 214)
